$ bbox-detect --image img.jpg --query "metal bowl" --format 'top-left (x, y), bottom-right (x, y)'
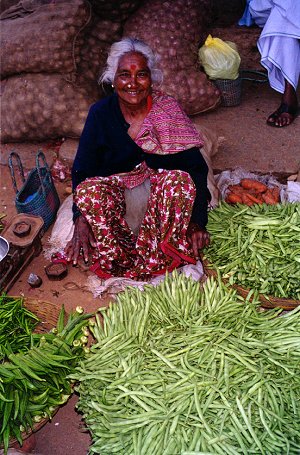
top-left (0, 236), bottom-right (9, 262)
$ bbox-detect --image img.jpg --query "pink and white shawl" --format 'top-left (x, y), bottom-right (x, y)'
top-left (121, 91), bottom-right (204, 189)
top-left (135, 91), bottom-right (204, 154)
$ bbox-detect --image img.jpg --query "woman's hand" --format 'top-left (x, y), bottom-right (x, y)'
top-left (187, 222), bottom-right (210, 259)
top-left (65, 215), bottom-right (96, 265)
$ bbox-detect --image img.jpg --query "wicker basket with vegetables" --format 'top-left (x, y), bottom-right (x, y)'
top-left (0, 295), bottom-right (93, 454)
top-left (202, 201), bottom-right (300, 309)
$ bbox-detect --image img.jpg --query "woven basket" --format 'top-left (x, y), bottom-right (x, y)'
top-left (23, 297), bottom-right (64, 333)
top-left (6, 297), bottom-right (65, 448)
top-left (8, 151), bottom-right (60, 231)
top-left (213, 77), bottom-right (242, 107)
top-left (202, 259), bottom-right (300, 311)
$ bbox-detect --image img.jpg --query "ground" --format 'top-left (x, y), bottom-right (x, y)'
top-left (0, 79), bottom-right (299, 455)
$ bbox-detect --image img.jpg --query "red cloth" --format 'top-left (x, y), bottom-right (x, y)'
top-left (75, 169), bottom-right (196, 279)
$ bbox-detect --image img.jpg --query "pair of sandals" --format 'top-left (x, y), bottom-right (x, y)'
top-left (267, 103), bottom-right (298, 128)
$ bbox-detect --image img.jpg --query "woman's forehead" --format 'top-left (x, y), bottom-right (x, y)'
top-left (117, 52), bottom-right (149, 70)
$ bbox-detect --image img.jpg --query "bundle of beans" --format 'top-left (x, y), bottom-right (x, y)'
top-left (88, 0), bottom-right (143, 22)
top-left (72, 273), bottom-right (300, 454)
top-left (0, 0), bottom-right (92, 78)
top-left (1, 73), bottom-right (98, 142)
top-left (204, 202), bottom-right (300, 300)
top-left (75, 16), bottom-right (122, 85)
top-left (124, 0), bottom-right (220, 115)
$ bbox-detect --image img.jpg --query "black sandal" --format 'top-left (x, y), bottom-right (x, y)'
top-left (267, 103), bottom-right (298, 128)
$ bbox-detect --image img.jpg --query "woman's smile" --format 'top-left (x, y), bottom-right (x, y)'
top-left (114, 52), bottom-right (152, 108)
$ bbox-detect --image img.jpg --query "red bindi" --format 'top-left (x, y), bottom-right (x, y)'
top-left (130, 64), bottom-right (137, 70)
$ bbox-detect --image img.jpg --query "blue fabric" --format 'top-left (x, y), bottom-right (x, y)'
top-left (249, 0), bottom-right (300, 92)
top-left (238, 0), bottom-right (255, 26)
top-left (24, 193), bottom-right (37, 203)
top-left (72, 94), bottom-right (210, 228)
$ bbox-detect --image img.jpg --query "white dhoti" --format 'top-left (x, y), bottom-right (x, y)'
top-left (249, 0), bottom-right (300, 93)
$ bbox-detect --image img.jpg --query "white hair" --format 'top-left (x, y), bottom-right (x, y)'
top-left (99, 37), bottom-right (163, 85)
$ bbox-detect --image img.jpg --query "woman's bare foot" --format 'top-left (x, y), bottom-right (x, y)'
top-left (267, 80), bottom-right (298, 128)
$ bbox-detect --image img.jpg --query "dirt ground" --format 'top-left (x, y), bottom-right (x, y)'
top-left (0, 78), bottom-right (299, 454)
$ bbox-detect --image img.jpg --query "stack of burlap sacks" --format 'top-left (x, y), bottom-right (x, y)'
top-left (1, 0), bottom-right (220, 144)
top-left (124, 0), bottom-right (220, 115)
top-left (0, 0), bottom-right (127, 142)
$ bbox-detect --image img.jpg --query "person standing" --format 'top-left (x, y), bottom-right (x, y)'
top-left (240, 0), bottom-right (299, 127)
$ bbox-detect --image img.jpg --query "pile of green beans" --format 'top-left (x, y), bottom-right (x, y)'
top-left (0, 295), bottom-right (39, 361)
top-left (73, 273), bottom-right (300, 454)
top-left (0, 300), bottom-right (93, 454)
top-left (204, 202), bottom-right (300, 300)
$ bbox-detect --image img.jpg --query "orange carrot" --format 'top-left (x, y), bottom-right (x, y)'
top-left (255, 193), bottom-right (264, 203)
top-left (245, 193), bottom-right (263, 204)
top-left (262, 190), bottom-right (277, 205)
top-left (240, 178), bottom-right (268, 193)
top-left (227, 184), bottom-right (245, 194)
top-left (241, 193), bottom-right (255, 206)
top-left (225, 193), bottom-right (243, 204)
top-left (270, 186), bottom-right (280, 202)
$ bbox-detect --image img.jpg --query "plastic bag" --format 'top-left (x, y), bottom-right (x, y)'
top-left (198, 35), bottom-right (241, 80)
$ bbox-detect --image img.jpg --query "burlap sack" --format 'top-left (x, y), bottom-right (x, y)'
top-left (124, 0), bottom-right (220, 115)
top-left (0, 0), bottom-right (20, 15)
top-left (0, 0), bottom-right (92, 78)
top-left (1, 73), bottom-right (98, 142)
top-left (0, 0), bottom-right (50, 19)
top-left (76, 17), bottom-right (122, 84)
top-left (88, 0), bottom-right (143, 22)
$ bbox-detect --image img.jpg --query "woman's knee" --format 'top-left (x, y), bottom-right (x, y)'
top-left (154, 169), bottom-right (196, 196)
top-left (165, 169), bottom-right (194, 186)
top-left (75, 176), bottom-right (123, 199)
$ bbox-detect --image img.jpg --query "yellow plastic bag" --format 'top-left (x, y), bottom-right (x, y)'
top-left (198, 34), bottom-right (241, 80)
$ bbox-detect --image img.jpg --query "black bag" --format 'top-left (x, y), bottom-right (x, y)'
top-left (8, 150), bottom-right (60, 231)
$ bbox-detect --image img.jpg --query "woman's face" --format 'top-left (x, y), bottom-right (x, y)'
top-left (114, 52), bottom-right (152, 108)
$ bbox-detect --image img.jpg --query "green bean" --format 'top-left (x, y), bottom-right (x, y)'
top-left (204, 202), bottom-right (300, 299)
top-left (72, 273), bottom-right (300, 454)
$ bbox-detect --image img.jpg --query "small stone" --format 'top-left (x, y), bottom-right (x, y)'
top-left (27, 273), bottom-right (43, 288)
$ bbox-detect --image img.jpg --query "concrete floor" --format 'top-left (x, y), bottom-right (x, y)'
top-left (196, 78), bottom-right (300, 176)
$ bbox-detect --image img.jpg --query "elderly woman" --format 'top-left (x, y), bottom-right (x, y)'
top-left (66, 37), bottom-right (211, 280)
